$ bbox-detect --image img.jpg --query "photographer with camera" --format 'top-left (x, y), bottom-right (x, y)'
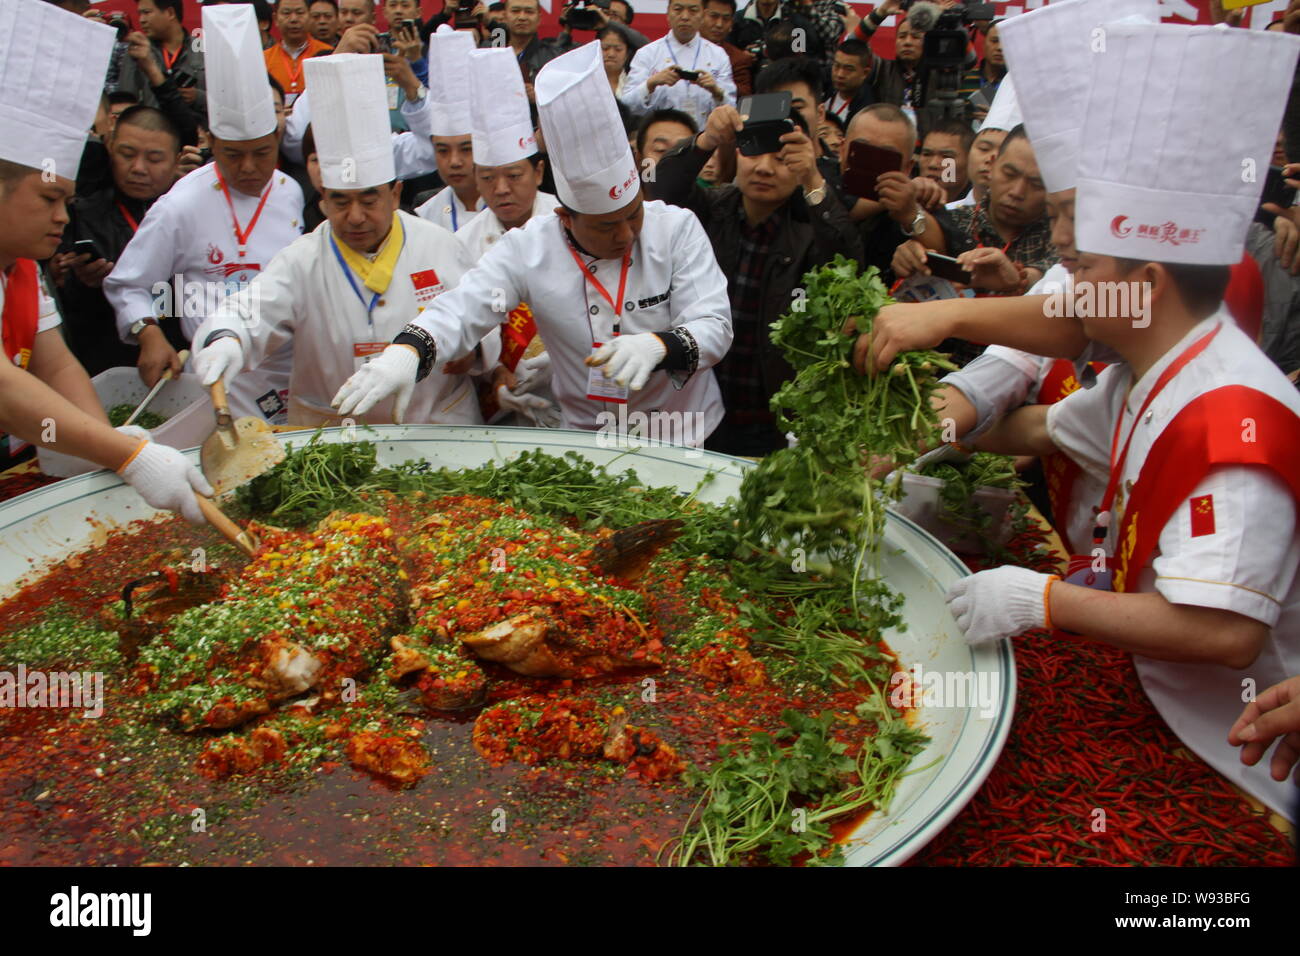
top-left (654, 97), bottom-right (861, 456)
top-left (488, 0), bottom-right (563, 101)
top-left (621, 0), bottom-right (735, 130)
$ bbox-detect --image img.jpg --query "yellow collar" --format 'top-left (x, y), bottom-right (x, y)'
top-left (334, 213), bottom-right (403, 295)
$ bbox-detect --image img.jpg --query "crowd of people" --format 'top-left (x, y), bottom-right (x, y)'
top-left (0, 0), bottom-right (1298, 828)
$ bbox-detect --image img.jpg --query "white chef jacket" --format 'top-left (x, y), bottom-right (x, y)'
top-left (1047, 313), bottom-right (1300, 821)
top-left (620, 32), bottom-right (736, 130)
top-left (194, 211), bottom-right (480, 427)
top-left (103, 162), bottom-right (305, 422)
top-left (455, 191), bottom-right (558, 261)
top-left (416, 185), bottom-right (487, 234)
top-left (406, 198), bottom-right (731, 438)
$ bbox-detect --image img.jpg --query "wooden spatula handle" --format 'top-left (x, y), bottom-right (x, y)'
top-left (210, 379), bottom-right (231, 419)
top-left (195, 494), bottom-right (257, 558)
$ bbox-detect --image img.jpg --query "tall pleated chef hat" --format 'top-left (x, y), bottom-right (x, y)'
top-left (305, 54), bottom-right (395, 190)
top-left (979, 73), bottom-right (1021, 134)
top-left (1076, 23), bottom-right (1300, 266)
top-left (536, 41), bottom-right (640, 215)
top-left (468, 48), bottom-right (536, 168)
top-left (0, 0), bottom-right (115, 180)
top-left (427, 25), bottom-right (476, 137)
top-left (203, 3), bottom-right (278, 142)
top-left (998, 0), bottom-right (1159, 194)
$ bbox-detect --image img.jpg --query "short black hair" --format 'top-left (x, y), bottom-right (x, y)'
top-left (1112, 258), bottom-right (1231, 319)
top-left (997, 123), bottom-right (1029, 156)
top-left (763, 21), bottom-right (798, 61)
top-left (267, 75), bottom-right (286, 102)
top-left (821, 111), bottom-right (845, 133)
top-left (148, 0), bottom-right (186, 21)
top-left (636, 108), bottom-right (697, 155)
top-left (114, 104), bottom-right (183, 150)
top-left (704, 0), bottom-right (736, 11)
top-left (616, 98), bottom-right (636, 136)
top-left (754, 55), bottom-right (824, 104)
top-left (302, 123), bottom-right (316, 161)
top-left (108, 91), bottom-right (141, 107)
top-left (610, 0), bottom-right (634, 23)
top-left (924, 118), bottom-right (975, 153)
top-left (837, 38), bottom-right (871, 67)
top-left (309, 0), bottom-right (339, 9)
top-left (597, 22), bottom-right (633, 58)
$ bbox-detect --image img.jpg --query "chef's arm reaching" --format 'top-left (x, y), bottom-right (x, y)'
top-left (26, 327), bottom-right (109, 423)
top-left (0, 351), bottom-right (212, 522)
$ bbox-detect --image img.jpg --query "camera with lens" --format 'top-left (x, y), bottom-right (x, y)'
top-left (912, 2), bottom-right (995, 126)
top-left (108, 13), bottom-right (130, 41)
top-left (565, 0), bottom-right (610, 31)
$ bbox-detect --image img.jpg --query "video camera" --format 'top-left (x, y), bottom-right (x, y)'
top-left (564, 0), bottom-right (611, 32)
top-left (909, 2), bottom-right (996, 128)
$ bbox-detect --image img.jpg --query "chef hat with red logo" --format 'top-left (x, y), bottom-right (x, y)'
top-left (1076, 23), bottom-right (1300, 265)
top-left (536, 41), bottom-right (640, 216)
top-left (305, 54), bottom-right (395, 191)
top-left (468, 48), bottom-right (536, 169)
top-left (998, 0), bottom-right (1159, 194)
top-left (0, 0), bottom-right (115, 180)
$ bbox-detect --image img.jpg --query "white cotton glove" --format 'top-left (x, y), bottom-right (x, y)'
top-left (512, 351), bottom-right (552, 395)
top-left (496, 384), bottom-right (562, 428)
top-left (116, 424), bottom-right (152, 442)
top-left (331, 344), bottom-right (419, 423)
top-left (193, 335), bottom-right (244, 387)
top-left (586, 333), bottom-right (667, 391)
top-left (945, 566), bottom-right (1057, 646)
top-left (118, 438), bottom-right (214, 525)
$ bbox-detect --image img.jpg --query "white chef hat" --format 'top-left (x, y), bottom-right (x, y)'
top-left (536, 41), bottom-right (640, 215)
top-left (0, 0), bottom-right (115, 181)
top-left (468, 48), bottom-right (536, 168)
top-left (305, 55), bottom-right (395, 191)
top-left (203, 3), bottom-right (277, 142)
top-left (979, 74), bottom-right (1021, 134)
top-left (1076, 23), bottom-right (1300, 266)
top-left (998, 0), bottom-right (1159, 194)
top-left (427, 25), bottom-right (475, 137)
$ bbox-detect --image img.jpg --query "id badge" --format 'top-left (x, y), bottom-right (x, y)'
top-left (386, 79), bottom-right (400, 110)
top-left (354, 341), bottom-right (388, 374)
top-left (586, 342), bottom-right (629, 404)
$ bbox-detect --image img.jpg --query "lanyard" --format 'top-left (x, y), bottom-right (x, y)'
top-left (278, 43), bottom-right (306, 91)
top-left (213, 165), bottom-right (274, 258)
top-left (330, 235), bottom-right (382, 332)
top-left (449, 195), bottom-right (484, 233)
top-left (160, 41), bottom-right (182, 72)
top-left (665, 36), bottom-right (701, 72)
top-left (1094, 323), bottom-right (1222, 539)
top-left (115, 200), bottom-right (139, 233)
top-left (568, 243), bottom-right (631, 341)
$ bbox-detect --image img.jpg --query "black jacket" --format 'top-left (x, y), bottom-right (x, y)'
top-left (655, 137), bottom-right (863, 451)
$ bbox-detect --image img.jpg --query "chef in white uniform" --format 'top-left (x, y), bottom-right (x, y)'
top-left (946, 22), bottom-right (1300, 820)
top-left (104, 4), bottom-right (304, 423)
top-left (0, 0), bottom-right (211, 523)
top-left (333, 40), bottom-right (732, 442)
top-left (190, 54), bottom-right (479, 428)
top-left (409, 26), bottom-right (486, 234)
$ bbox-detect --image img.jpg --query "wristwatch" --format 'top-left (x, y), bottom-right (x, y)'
top-left (129, 317), bottom-right (159, 341)
top-left (904, 206), bottom-right (927, 237)
top-left (408, 85), bottom-right (427, 103)
top-left (803, 182), bottom-right (828, 206)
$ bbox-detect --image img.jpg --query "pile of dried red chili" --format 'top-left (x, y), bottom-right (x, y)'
top-left (911, 521), bottom-right (1295, 867)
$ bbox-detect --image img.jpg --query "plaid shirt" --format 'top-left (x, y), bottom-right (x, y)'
top-left (944, 200), bottom-right (1059, 277)
top-left (716, 212), bottom-right (780, 424)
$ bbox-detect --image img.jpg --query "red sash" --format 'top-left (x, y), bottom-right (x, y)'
top-left (478, 303), bottom-right (539, 421)
top-left (2, 259), bottom-right (40, 370)
top-left (1036, 357), bottom-right (1105, 554)
top-left (1111, 385), bottom-right (1300, 593)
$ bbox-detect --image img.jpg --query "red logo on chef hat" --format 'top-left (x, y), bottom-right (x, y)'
top-left (518, 134), bottom-right (537, 151)
top-left (608, 166), bottom-right (639, 201)
top-left (1111, 215), bottom-right (1203, 246)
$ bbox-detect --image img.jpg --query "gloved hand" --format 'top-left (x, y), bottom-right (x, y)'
top-left (585, 333), bottom-right (666, 391)
top-left (496, 384), bottom-right (562, 428)
top-left (945, 566), bottom-right (1059, 646)
top-left (117, 438), bottom-right (214, 524)
top-left (512, 351), bottom-right (552, 395)
top-left (331, 344), bottom-right (419, 422)
top-left (116, 424), bottom-right (152, 442)
top-left (193, 335), bottom-right (244, 387)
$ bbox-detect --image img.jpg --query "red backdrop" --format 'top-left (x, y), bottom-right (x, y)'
top-left (88, 0), bottom-right (1281, 54)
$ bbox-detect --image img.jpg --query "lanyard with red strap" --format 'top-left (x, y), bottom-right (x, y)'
top-left (115, 200), bottom-right (139, 234)
top-left (1092, 322), bottom-right (1222, 544)
top-left (160, 41), bottom-right (182, 72)
top-left (278, 44), bottom-right (306, 92)
top-left (213, 166), bottom-right (274, 258)
top-left (568, 243), bottom-right (631, 341)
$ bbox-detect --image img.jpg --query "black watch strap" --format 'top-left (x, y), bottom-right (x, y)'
top-left (202, 328), bottom-right (241, 348)
top-left (654, 327), bottom-right (700, 375)
top-left (394, 325), bottom-right (437, 382)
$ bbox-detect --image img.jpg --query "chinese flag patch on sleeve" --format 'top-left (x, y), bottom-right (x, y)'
top-left (1189, 494), bottom-right (1216, 537)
